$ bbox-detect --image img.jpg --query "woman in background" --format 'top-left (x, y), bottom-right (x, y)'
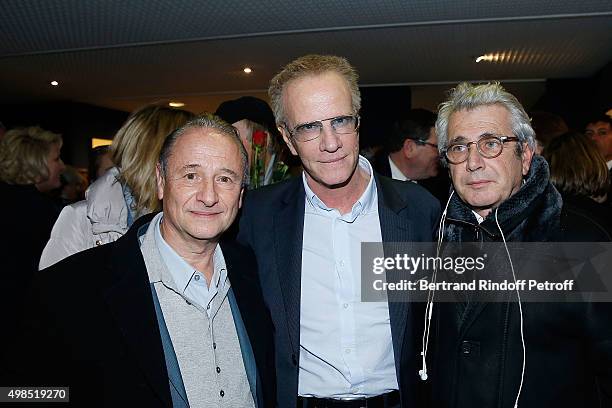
top-left (544, 131), bottom-right (611, 235)
top-left (39, 104), bottom-right (193, 269)
top-left (0, 126), bottom-right (65, 342)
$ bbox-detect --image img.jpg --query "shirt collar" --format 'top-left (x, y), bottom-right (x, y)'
top-left (153, 213), bottom-right (227, 295)
top-left (607, 160), bottom-right (612, 171)
top-left (302, 155), bottom-right (378, 220)
top-left (388, 156), bottom-right (409, 182)
top-left (472, 210), bottom-right (485, 224)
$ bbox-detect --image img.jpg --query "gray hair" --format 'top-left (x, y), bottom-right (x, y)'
top-left (435, 82), bottom-right (536, 164)
top-left (158, 113), bottom-right (249, 186)
top-left (268, 54), bottom-right (361, 125)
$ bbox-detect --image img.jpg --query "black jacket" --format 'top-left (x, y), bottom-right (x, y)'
top-left (561, 193), bottom-right (612, 238)
top-left (431, 156), bottom-right (612, 408)
top-left (0, 182), bottom-right (60, 354)
top-left (3, 213), bottom-right (276, 407)
top-left (238, 174), bottom-right (440, 408)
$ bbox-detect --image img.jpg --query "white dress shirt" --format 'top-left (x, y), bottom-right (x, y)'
top-left (298, 156), bottom-right (399, 398)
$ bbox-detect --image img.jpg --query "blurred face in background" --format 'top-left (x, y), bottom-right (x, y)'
top-left (96, 151), bottom-right (114, 179)
top-left (410, 127), bottom-right (440, 180)
top-left (232, 119), bottom-right (254, 166)
top-left (36, 142), bottom-right (65, 192)
top-left (585, 121), bottom-right (612, 161)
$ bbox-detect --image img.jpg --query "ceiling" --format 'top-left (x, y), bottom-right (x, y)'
top-left (1, 0), bottom-right (611, 114)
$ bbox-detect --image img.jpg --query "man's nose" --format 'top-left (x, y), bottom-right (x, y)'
top-left (465, 143), bottom-right (484, 172)
top-left (318, 124), bottom-right (342, 153)
top-left (196, 179), bottom-right (219, 206)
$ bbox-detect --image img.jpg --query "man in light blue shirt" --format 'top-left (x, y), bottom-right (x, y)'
top-left (238, 54), bottom-right (440, 408)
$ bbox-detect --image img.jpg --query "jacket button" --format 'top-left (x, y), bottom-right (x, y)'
top-left (95, 240), bottom-right (102, 246)
top-left (216, 366), bottom-right (221, 373)
top-left (461, 341), bottom-right (471, 354)
top-left (220, 390), bottom-right (224, 397)
top-left (291, 353), bottom-right (297, 366)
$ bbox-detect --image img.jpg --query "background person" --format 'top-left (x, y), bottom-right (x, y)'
top-left (372, 108), bottom-right (451, 203)
top-left (39, 104), bottom-right (193, 269)
top-left (585, 115), bottom-right (612, 204)
top-left (216, 96), bottom-right (292, 188)
top-left (88, 145), bottom-right (114, 182)
top-left (544, 131), bottom-right (612, 234)
top-left (0, 126), bottom-right (65, 355)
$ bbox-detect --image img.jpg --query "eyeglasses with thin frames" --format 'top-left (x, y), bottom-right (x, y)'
top-left (415, 139), bottom-right (438, 149)
top-left (283, 114), bottom-right (360, 142)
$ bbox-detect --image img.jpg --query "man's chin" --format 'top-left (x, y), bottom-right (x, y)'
top-left (306, 169), bottom-right (356, 190)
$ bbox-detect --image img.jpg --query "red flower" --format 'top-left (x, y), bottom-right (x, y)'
top-left (253, 130), bottom-right (267, 147)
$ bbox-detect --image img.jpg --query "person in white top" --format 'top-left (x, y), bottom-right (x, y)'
top-left (39, 104), bottom-right (193, 269)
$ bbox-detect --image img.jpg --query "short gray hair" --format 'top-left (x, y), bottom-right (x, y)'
top-left (158, 113), bottom-right (249, 186)
top-left (436, 82), bottom-right (536, 164)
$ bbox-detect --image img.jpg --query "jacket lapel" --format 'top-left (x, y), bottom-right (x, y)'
top-left (273, 178), bottom-right (306, 355)
top-left (376, 176), bottom-right (414, 368)
top-left (224, 241), bottom-right (272, 408)
top-left (103, 220), bottom-right (172, 407)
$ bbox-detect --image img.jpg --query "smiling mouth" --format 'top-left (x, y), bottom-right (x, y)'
top-left (321, 155), bottom-right (347, 164)
top-left (190, 210), bottom-right (221, 216)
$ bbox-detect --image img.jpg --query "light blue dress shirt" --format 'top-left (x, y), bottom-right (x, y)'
top-left (154, 214), bottom-right (228, 317)
top-left (298, 156), bottom-right (399, 398)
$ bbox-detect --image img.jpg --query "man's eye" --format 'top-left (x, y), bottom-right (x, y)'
top-left (217, 175), bottom-right (232, 183)
top-left (296, 122), bottom-right (320, 133)
top-left (449, 145), bottom-right (466, 153)
top-left (185, 173), bottom-right (197, 180)
top-left (484, 140), bottom-right (500, 149)
top-left (331, 116), bottom-right (352, 127)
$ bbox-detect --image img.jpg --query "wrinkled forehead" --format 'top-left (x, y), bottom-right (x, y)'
top-left (282, 72), bottom-right (352, 121)
top-left (172, 128), bottom-right (242, 164)
top-left (448, 105), bottom-right (513, 141)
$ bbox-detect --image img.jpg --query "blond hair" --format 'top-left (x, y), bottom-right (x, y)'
top-left (0, 126), bottom-right (62, 185)
top-left (111, 104), bottom-right (193, 213)
top-left (268, 54), bottom-right (361, 125)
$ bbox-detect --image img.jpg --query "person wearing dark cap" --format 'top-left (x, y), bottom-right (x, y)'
top-left (216, 96), bottom-right (291, 188)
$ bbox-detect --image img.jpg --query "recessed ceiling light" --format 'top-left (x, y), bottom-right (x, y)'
top-left (169, 102), bottom-right (185, 108)
top-left (243, 67), bottom-right (252, 74)
top-left (50, 80), bottom-right (59, 86)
